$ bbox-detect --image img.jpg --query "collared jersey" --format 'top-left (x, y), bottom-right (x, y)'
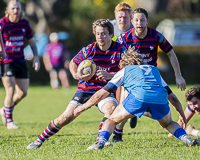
top-left (0, 17), bottom-right (33, 63)
top-left (104, 65), bottom-right (168, 104)
top-left (116, 27), bottom-right (173, 66)
top-left (73, 41), bottom-right (127, 94)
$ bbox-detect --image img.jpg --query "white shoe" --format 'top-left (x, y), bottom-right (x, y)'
top-left (0, 107), bottom-right (7, 126)
top-left (27, 141), bottom-right (42, 149)
top-left (7, 122), bottom-right (20, 129)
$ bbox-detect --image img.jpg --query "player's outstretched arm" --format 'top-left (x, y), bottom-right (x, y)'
top-left (74, 89), bottom-right (110, 117)
top-left (167, 50), bottom-right (186, 91)
top-left (28, 38), bottom-right (40, 72)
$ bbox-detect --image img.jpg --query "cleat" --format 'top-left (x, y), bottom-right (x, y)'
top-left (27, 141), bottom-right (42, 149)
top-left (112, 134), bottom-right (123, 142)
top-left (0, 107), bottom-right (7, 126)
top-left (129, 116), bottom-right (137, 129)
top-left (86, 142), bottom-right (104, 150)
top-left (104, 142), bottom-right (113, 147)
top-left (185, 137), bottom-right (200, 147)
top-left (7, 122), bottom-right (20, 129)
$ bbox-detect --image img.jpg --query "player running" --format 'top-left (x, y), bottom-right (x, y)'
top-left (27, 19), bottom-right (127, 149)
top-left (0, 0), bottom-right (40, 129)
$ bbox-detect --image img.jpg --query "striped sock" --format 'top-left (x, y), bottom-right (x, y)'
top-left (113, 128), bottom-right (123, 136)
top-left (96, 117), bottom-right (107, 142)
top-left (36, 120), bottom-right (61, 144)
top-left (4, 105), bottom-right (15, 123)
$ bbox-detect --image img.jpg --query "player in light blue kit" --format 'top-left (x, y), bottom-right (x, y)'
top-left (74, 48), bottom-right (200, 150)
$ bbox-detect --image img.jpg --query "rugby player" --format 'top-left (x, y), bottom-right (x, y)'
top-left (27, 19), bottom-right (127, 149)
top-left (73, 48), bottom-right (200, 150)
top-left (0, 0), bottom-right (40, 129)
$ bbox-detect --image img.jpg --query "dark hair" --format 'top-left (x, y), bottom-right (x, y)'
top-left (132, 7), bottom-right (148, 19)
top-left (92, 19), bottom-right (114, 36)
top-left (185, 86), bottom-right (200, 101)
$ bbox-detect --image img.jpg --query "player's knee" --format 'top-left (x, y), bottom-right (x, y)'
top-left (18, 90), bottom-right (28, 99)
top-left (58, 70), bottom-right (67, 79)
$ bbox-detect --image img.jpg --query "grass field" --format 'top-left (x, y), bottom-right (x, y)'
top-left (0, 85), bottom-right (200, 160)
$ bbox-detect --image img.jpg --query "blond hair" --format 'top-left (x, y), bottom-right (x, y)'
top-left (119, 47), bottom-right (144, 68)
top-left (5, 0), bottom-right (24, 20)
top-left (114, 2), bottom-right (132, 15)
top-left (92, 19), bottom-right (114, 35)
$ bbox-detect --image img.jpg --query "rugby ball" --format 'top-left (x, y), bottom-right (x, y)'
top-left (77, 60), bottom-right (96, 77)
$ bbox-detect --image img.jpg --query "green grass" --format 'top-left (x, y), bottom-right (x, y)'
top-left (0, 85), bottom-right (200, 160)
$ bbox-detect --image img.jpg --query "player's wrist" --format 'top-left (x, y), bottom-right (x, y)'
top-left (191, 129), bottom-right (199, 137)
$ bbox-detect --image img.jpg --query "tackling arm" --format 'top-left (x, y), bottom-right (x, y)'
top-left (73, 88), bottom-right (110, 117)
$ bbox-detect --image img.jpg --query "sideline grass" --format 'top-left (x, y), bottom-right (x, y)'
top-left (0, 85), bottom-right (200, 160)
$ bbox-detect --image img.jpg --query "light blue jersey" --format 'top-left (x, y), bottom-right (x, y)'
top-left (104, 65), bottom-right (168, 104)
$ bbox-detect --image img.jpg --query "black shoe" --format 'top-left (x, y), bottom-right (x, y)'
top-left (129, 117), bottom-right (137, 129)
top-left (112, 134), bottom-right (123, 142)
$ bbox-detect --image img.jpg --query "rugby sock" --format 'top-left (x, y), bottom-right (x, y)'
top-left (113, 128), bottom-right (123, 137)
top-left (98, 131), bottom-right (111, 145)
top-left (36, 120), bottom-right (61, 144)
top-left (4, 105), bottom-right (15, 123)
top-left (96, 117), bottom-right (108, 141)
top-left (173, 128), bottom-right (188, 140)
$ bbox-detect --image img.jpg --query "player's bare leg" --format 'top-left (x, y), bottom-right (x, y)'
top-left (13, 78), bottom-right (29, 104)
top-left (113, 88), bottom-right (134, 142)
top-left (49, 69), bottom-right (59, 89)
top-left (0, 76), bottom-right (23, 129)
top-left (158, 111), bottom-right (200, 146)
top-left (96, 99), bottom-right (117, 143)
top-left (87, 103), bottom-right (133, 150)
top-left (58, 69), bottom-right (70, 90)
top-left (27, 103), bottom-right (78, 149)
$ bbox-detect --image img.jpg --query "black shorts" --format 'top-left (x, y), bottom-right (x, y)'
top-left (70, 92), bottom-right (116, 106)
top-left (3, 61), bottom-right (29, 78)
top-left (53, 64), bottom-right (65, 72)
top-left (51, 64), bottom-right (69, 76)
top-left (0, 62), bottom-right (3, 78)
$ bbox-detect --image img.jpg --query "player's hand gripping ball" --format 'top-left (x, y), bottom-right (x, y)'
top-left (77, 60), bottom-right (96, 77)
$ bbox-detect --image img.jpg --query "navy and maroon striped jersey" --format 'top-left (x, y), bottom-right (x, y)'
top-left (73, 41), bottom-right (127, 94)
top-left (116, 27), bottom-right (173, 66)
top-left (0, 17), bottom-right (33, 63)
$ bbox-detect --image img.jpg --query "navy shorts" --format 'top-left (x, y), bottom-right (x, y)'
top-left (70, 92), bottom-right (116, 108)
top-left (122, 94), bottom-right (170, 120)
top-left (2, 61), bottom-right (29, 78)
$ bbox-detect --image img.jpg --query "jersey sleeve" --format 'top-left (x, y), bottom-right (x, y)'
top-left (73, 45), bottom-right (91, 65)
top-left (25, 20), bottom-right (33, 39)
top-left (158, 32), bottom-right (173, 53)
top-left (103, 68), bottom-right (125, 92)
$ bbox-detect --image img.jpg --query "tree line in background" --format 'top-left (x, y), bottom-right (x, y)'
top-left (0, 0), bottom-right (200, 85)
top-left (1, 0), bottom-right (200, 54)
